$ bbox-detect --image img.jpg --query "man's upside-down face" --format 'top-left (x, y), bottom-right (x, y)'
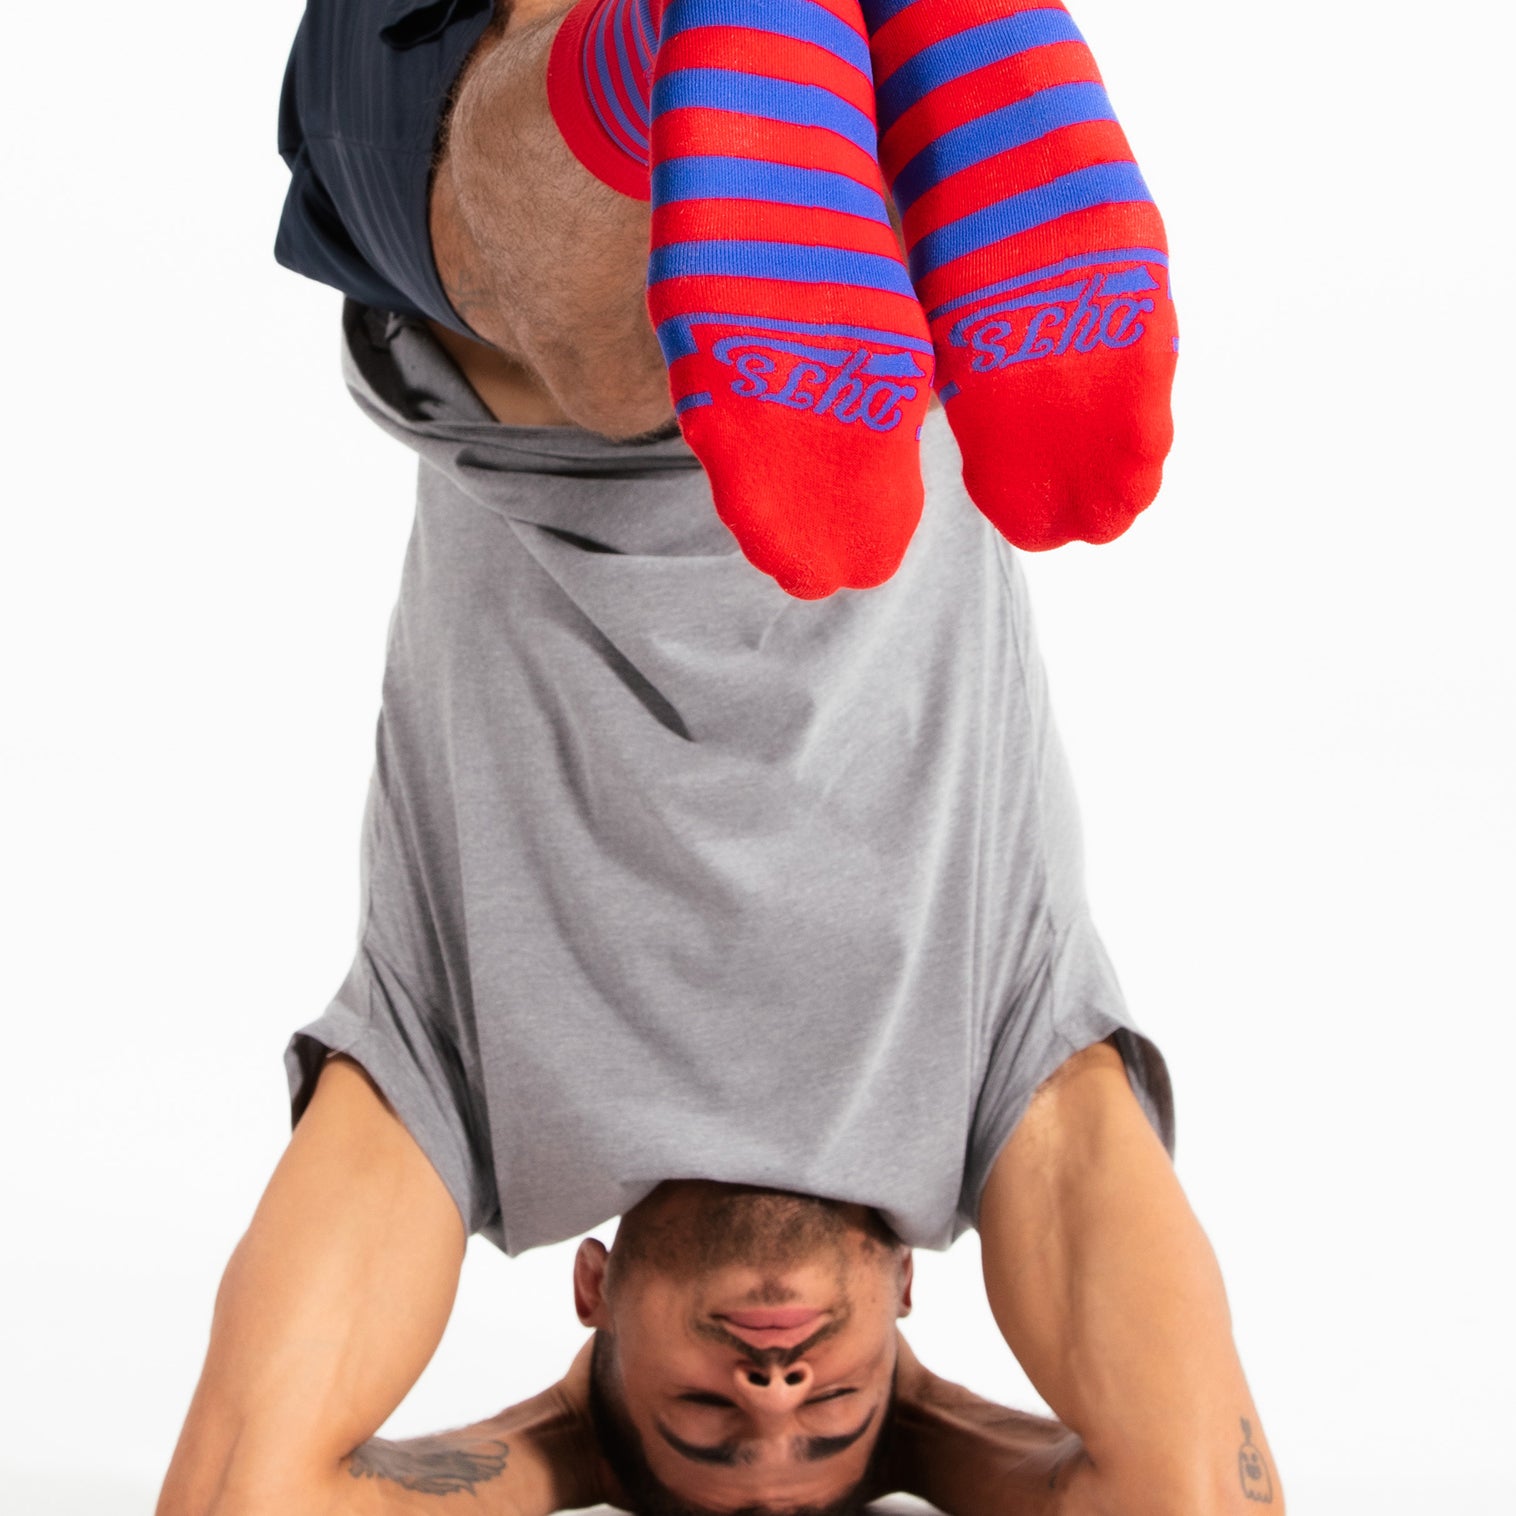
top-left (575, 1180), bottom-right (913, 1515)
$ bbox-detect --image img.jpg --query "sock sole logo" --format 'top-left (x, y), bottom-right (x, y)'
top-left (656, 312), bottom-right (934, 432)
top-left (927, 248), bottom-right (1172, 376)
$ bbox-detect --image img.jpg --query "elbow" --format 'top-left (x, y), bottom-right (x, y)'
top-left (160, 1466), bottom-right (340, 1516)
top-left (1074, 1444), bottom-right (1286, 1516)
top-left (156, 1411), bottom-right (341, 1516)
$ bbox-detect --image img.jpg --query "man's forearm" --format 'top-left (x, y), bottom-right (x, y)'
top-left (337, 1390), bottom-right (592, 1516)
top-left (979, 1041), bottom-right (1286, 1516)
top-left (196, 1387), bottom-right (597, 1516)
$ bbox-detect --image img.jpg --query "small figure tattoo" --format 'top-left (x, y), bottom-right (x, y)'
top-left (1237, 1417), bottom-right (1274, 1503)
top-left (441, 264), bottom-right (497, 334)
top-left (346, 1433), bottom-right (510, 1496)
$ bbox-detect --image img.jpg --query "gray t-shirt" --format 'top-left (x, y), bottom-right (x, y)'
top-left (284, 301), bottom-right (1175, 1257)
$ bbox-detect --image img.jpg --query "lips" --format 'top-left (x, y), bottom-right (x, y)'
top-left (721, 1308), bottom-right (824, 1331)
top-left (716, 1310), bottom-right (827, 1352)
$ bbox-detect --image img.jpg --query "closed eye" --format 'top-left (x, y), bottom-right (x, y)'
top-left (658, 1397), bottom-right (878, 1467)
top-left (676, 1388), bottom-right (856, 1408)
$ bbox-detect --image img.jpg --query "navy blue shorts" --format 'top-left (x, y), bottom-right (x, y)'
top-left (275, 0), bottom-right (501, 338)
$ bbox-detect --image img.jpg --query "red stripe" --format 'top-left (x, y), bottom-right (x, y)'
top-left (878, 41), bottom-right (1101, 181)
top-left (653, 202), bottom-right (903, 260)
top-left (653, 108), bottom-right (883, 187)
top-left (901, 121), bottom-right (1137, 244)
top-left (658, 28), bottom-right (876, 118)
top-left (871, 0), bottom-right (1071, 81)
top-left (913, 199), bottom-right (1168, 309)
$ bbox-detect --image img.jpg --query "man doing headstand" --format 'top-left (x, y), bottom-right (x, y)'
top-left (157, 1), bottom-right (1282, 1512)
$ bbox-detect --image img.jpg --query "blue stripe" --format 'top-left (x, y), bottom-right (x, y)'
top-left (659, 311), bottom-right (935, 357)
top-left (876, 9), bottom-right (1085, 134)
top-left (675, 390), bottom-right (713, 412)
top-left (663, 0), bottom-right (868, 72)
top-left (715, 0), bottom-right (874, 78)
top-left (654, 68), bottom-right (877, 155)
top-left (925, 246), bottom-right (1168, 319)
top-left (658, 318), bottom-right (700, 360)
top-left (861, 0), bottom-right (925, 33)
top-left (653, 156), bottom-right (890, 223)
top-left (593, 0), bottom-right (648, 151)
top-left (664, 0), bottom-right (872, 75)
top-left (633, 0), bottom-right (655, 67)
top-left (892, 81), bottom-right (1115, 212)
top-left (610, 0), bottom-right (650, 134)
top-left (649, 239), bottom-right (917, 297)
top-left (910, 161), bottom-right (1153, 278)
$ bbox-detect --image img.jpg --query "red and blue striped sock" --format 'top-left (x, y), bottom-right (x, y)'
top-left (550, 0), bottom-right (935, 599)
top-left (861, 0), bottom-right (1178, 550)
top-left (547, 0), bottom-right (659, 199)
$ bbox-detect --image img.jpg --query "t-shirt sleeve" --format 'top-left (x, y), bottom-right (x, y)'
top-left (284, 770), bottom-right (500, 1242)
top-left (959, 903), bottom-right (1177, 1233)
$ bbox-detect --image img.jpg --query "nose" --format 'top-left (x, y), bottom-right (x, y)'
top-left (732, 1357), bottom-right (815, 1413)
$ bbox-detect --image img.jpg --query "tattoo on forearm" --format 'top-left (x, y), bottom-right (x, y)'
top-left (1237, 1418), bottom-right (1274, 1504)
top-left (345, 1433), bottom-right (511, 1496)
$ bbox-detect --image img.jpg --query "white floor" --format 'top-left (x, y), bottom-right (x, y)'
top-left (1, 1471), bottom-right (159, 1516)
top-left (0, 1476), bottom-right (944, 1516)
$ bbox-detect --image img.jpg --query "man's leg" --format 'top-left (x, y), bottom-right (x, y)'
top-left (428, 0), bottom-right (675, 439)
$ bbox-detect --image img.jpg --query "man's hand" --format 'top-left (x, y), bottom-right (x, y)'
top-left (542, 1336), bottom-right (626, 1512)
top-left (880, 1332), bottom-right (1080, 1516)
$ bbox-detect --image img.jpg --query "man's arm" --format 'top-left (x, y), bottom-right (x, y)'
top-left (156, 1055), bottom-right (602, 1516)
top-left (977, 1037), bottom-right (1284, 1516)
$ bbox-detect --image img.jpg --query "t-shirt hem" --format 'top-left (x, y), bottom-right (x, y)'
top-left (958, 909), bottom-right (1177, 1235)
top-left (283, 997), bottom-right (490, 1242)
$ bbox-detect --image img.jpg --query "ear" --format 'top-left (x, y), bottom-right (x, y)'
top-left (897, 1248), bottom-right (914, 1318)
top-left (573, 1237), bottom-right (612, 1327)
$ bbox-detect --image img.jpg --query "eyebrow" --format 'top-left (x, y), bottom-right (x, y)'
top-left (655, 1403), bottom-right (879, 1468)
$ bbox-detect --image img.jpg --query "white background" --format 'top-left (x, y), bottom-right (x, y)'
top-left (2, 0), bottom-right (1512, 1510)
